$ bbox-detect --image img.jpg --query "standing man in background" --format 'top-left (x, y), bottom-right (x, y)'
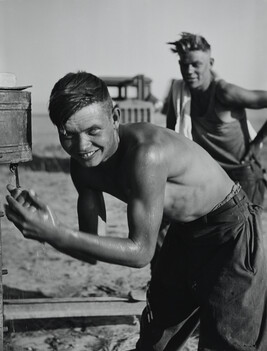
top-left (166, 32), bottom-right (267, 207)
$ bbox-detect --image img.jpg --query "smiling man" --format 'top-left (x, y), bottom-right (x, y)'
top-left (166, 32), bottom-right (267, 207)
top-left (5, 72), bottom-right (267, 350)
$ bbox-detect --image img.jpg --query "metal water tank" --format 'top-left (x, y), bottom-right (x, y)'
top-left (0, 88), bottom-right (32, 164)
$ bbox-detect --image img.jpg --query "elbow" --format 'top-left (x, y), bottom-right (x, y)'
top-left (129, 246), bottom-right (153, 269)
top-left (132, 257), bottom-right (150, 269)
top-left (125, 237), bottom-right (156, 268)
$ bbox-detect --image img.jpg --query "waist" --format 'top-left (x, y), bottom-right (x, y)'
top-left (173, 187), bottom-right (250, 245)
top-left (184, 183), bottom-right (247, 227)
top-left (211, 182), bottom-right (241, 211)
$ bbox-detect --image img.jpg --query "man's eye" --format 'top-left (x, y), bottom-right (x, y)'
top-left (65, 132), bottom-right (75, 138)
top-left (88, 129), bottom-right (100, 136)
top-left (60, 130), bottom-right (75, 138)
top-left (181, 64), bottom-right (190, 70)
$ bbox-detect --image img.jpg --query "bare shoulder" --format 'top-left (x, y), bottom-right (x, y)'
top-left (122, 123), bottom-right (171, 173)
top-left (215, 79), bottom-right (253, 107)
top-left (215, 79), bottom-right (235, 102)
top-left (122, 122), bottom-right (176, 145)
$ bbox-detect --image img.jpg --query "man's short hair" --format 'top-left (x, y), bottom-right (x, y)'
top-left (168, 32), bottom-right (211, 57)
top-left (49, 71), bottom-right (113, 127)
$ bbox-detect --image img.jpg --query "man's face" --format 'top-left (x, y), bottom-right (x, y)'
top-left (179, 50), bottom-right (213, 91)
top-left (59, 103), bottom-right (119, 168)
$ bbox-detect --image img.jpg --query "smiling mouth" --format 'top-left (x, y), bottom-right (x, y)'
top-left (79, 149), bottom-right (99, 159)
top-left (186, 77), bottom-right (197, 81)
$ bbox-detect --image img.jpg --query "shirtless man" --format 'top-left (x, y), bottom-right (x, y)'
top-left (5, 72), bottom-right (267, 350)
top-left (166, 32), bottom-right (267, 207)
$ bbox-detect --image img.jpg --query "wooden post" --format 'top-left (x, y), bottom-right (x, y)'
top-left (136, 75), bottom-right (145, 100)
top-left (0, 209), bottom-right (4, 350)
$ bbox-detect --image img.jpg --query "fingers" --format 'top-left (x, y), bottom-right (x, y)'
top-left (7, 184), bottom-right (22, 198)
top-left (4, 203), bottom-right (25, 233)
top-left (5, 205), bottom-right (20, 224)
top-left (5, 196), bottom-right (40, 237)
top-left (27, 189), bottom-right (46, 210)
top-left (4, 204), bottom-right (42, 242)
top-left (6, 184), bottom-right (39, 210)
top-left (7, 184), bottom-right (28, 205)
top-left (5, 187), bottom-right (56, 239)
top-left (6, 191), bottom-right (54, 226)
top-left (6, 195), bottom-right (29, 218)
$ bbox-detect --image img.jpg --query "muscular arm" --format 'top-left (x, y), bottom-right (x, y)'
top-left (5, 147), bottom-right (167, 268)
top-left (62, 188), bottom-right (107, 264)
top-left (216, 80), bottom-right (267, 161)
top-left (216, 79), bottom-right (267, 109)
top-left (64, 146), bottom-right (166, 267)
top-left (71, 162), bottom-right (107, 237)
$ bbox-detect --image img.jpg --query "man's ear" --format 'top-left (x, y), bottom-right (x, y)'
top-left (112, 105), bottom-right (121, 128)
top-left (210, 57), bottom-right (215, 67)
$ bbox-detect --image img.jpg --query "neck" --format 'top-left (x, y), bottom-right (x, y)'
top-left (191, 70), bottom-right (213, 93)
top-left (191, 77), bottom-right (213, 98)
top-left (100, 130), bottom-right (121, 170)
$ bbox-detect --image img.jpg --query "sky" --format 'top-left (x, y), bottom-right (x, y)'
top-left (1, 0), bottom-right (267, 114)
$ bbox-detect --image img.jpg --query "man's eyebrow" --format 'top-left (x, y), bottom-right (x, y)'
top-left (59, 123), bottom-right (101, 135)
top-left (182, 59), bottom-right (201, 63)
top-left (85, 124), bottom-right (101, 131)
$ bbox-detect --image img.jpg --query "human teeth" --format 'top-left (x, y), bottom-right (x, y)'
top-left (80, 150), bottom-right (96, 158)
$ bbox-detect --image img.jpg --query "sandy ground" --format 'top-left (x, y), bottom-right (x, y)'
top-left (1, 112), bottom-right (267, 351)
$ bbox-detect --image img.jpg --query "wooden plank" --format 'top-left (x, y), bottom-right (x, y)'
top-left (5, 296), bottom-right (131, 304)
top-left (4, 297), bottom-right (145, 322)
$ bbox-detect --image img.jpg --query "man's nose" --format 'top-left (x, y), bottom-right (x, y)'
top-left (78, 133), bottom-right (92, 150)
top-left (187, 64), bottom-right (194, 74)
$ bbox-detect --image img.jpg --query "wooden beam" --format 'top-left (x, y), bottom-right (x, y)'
top-left (4, 297), bottom-right (145, 328)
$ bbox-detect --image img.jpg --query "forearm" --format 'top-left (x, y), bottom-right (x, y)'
top-left (218, 81), bottom-right (267, 109)
top-left (46, 225), bottom-right (149, 268)
top-left (250, 92), bottom-right (267, 109)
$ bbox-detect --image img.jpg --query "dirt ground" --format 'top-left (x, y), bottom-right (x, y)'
top-left (1, 112), bottom-right (267, 351)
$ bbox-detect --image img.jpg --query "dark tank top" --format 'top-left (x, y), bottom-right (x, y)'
top-left (191, 80), bottom-right (251, 169)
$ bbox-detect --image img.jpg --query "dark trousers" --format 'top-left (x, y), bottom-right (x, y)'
top-left (136, 190), bottom-right (267, 351)
top-left (225, 158), bottom-right (267, 207)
